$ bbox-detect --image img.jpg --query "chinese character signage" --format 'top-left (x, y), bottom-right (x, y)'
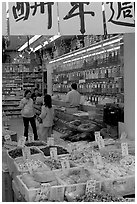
top-left (2, 2), bottom-right (7, 35)
top-left (8, 2), bottom-right (58, 35)
top-left (58, 2), bottom-right (104, 35)
top-left (104, 2), bottom-right (135, 34)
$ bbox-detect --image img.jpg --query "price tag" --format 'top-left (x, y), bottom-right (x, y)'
top-left (28, 133), bottom-right (34, 143)
top-left (50, 147), bottom-right (58, 160)
top-left (17, 136), bottom-right (26, 148)
top-left (95, 131), bottom-right (101, 142)
top-left (121, 143), bottom-right (128, 157)
top-left (4, 134), bottom-right (11, 142)
top-left (22, 147), bottom-right (31, 161)
top-left (47, 137), bottom-right (54, 146)
top-left (92, 151), bottom-right (103, 168)
top-left (61, 159), bottom-right (70, 171)
top-left (86, 179), bottom-right (97, 193)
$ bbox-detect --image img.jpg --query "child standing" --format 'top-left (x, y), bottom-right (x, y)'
top-left (38, 94), bottom-right (54, 142)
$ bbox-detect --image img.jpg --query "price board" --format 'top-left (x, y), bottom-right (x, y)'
top-left (22, 146), bottom-right (31, 161)
top-left (50, 147), bottom-right (58, 160)
top-left (121, 143), bottom-right (128, 157)
top-left (17, 136), bottom-right (26, 148)
top-left (61, 159), bottom-right (70, 171)
top-left (47, 137), bottom-right (54, 146)
top-left (28, 133), bottom-right (34, 143)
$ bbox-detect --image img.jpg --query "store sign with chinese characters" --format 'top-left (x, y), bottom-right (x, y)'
top-left (8, 2), bottom-right (58, 35)
top-left (58, 2), bottom-right (104, 35)
top-left (104, 2), bottom-right (135, 34)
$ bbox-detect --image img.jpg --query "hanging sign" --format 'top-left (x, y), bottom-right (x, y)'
top-left (8, 2), bottom-right (58, 35)
top-left (58, 2), bottom-right (104, 35)
top-left (121, 142), bottom-right (129, 157)
top-left (17, 136), bottom-right (26, 148)
top-left (2, 2), bottom-right (7, 35)
top-left (104, 2), bottom-right (135, 34)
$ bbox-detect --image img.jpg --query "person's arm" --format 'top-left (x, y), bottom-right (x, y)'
top-left (39, 106), bottom-right (47, 120)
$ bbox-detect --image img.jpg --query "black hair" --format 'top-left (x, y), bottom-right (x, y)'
top-left (24, 89), bottom-right (31, 97)
top-left (71, 83), bottom-right (77, 90)
top-left (44, 94), bottom-right (52, 108)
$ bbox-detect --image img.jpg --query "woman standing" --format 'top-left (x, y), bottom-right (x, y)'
top-left (19, 89), bottom-right (38, 140)
top-left (38, 94), bottom-right (54, 142)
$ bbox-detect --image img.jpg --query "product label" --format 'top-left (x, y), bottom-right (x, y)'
top-left (47, 137), bottom-right (54, 146)
top-left (4, 134), bottom-right (11, 142)
top-left (121, 143), bottom-right (128, 157)
top-left (17, 136), bottom-right (26, 148)
top-left (86, 179), bottom-right (97, 193)
top-left (22, 146), bottom-right (31, 161)
top-left (28, 133), bottom-right (34, 143)
top-left (61, 159), bottom-right (70, 171)
top-left (50, 147), bottom-right (58, 160)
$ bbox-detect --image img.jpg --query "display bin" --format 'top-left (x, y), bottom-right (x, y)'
top-left (54, 167), bottom-right (101, 197)
top-left (101, 175), bottom-right (135, 196)
top-left (7, 147), bottom-right (45, 176)
top-left (16, 173), bottom-right (65, 202)
top-left (25, 140), bottom-right (47, 149)
top-left (12, 180), bottom-right (26, 202)
top-left (2, 165), bottom-right (14, 202)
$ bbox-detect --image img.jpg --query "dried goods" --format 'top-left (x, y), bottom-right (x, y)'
top-left (40, 146), bottom-right (69, 156)
top-left (8, 148), bottom-right (40, 159)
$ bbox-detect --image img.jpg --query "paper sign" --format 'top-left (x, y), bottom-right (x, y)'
top-left (50, 147), bottom-right (58, 160)
top-left (58, 2), bottom-right (104, 35)
top-left (61, 159), bottom-right (70, 171)
top-left (86, 179), bottom-right (97, 193)
top-left (104, 2), bottom-right (135, 34)
top-left (8, 2), bottom-right (58, 35)
top-left (79, 79), bottom-right (86, 84)
top-left (120, 132), bottom-right (127, 141)
top-left (95, 131), bottom-right (100, 142)
top-left (47, 137), bottom-right (54, 146)
top-left (28, 133), bottom-right (34, 143)
top-left (22, 147), bottom-right (31, 160)
top-left (4, 134), bottom-right (11, 142)
top-left (92, 151), bottom-right (103, 168)
top-left (17, 136), bottom-right (26, 148)
top-left (121, 143), bottom-right (128, 157)
top-left (95, 132), bottom-right (105, 149)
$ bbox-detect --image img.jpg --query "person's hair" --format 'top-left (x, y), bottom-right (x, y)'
top-left (34, 88), bottom-right (38, 92)
top-left (71, 83), bottom-right (77, 90)
top-left (44, 94), bottom-right (52, 108)
top-left (24, 89), bottom-right (31, 97)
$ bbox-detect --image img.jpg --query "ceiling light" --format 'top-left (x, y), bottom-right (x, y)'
top-left (18, 35), bottom-right (41, 51)
top-left (34, 45), bottom-right (42, 52)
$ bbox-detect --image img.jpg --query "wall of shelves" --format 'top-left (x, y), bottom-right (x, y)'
top-left (51, 35), bottom-right (124, 104)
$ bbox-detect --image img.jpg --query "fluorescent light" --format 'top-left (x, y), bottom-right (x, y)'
top-left (18, 35), bottom-right (41, 51)
top-left (103, 38), bottom-right (122, 46)
top-left (49, 35), bottom-right (61, 42)
top-left (87, 45), bottom-right (102, 52)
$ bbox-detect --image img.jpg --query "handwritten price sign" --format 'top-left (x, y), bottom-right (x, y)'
top-left (50, 147), bottom-right (58, 160)
top-left (47, 137), bottom-right (54, 146)
top-left (95, 132), bottom-right (105, 149)
top-left (22, 146), bottom-right (31, 161)
top-left (121, 143), bottom-right (128, 157)
top-left (17, 136), bottom-right (26, 148)
top-left (28, 133), bottom-right (34, 143)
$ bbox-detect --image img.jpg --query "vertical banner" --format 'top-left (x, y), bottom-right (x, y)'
top-left (58, 2), bottom-right (104, 35)
top-left (104, 2), bottom-right (135, 34)
top-left (8, 2), bottom-right (58, 35)
top-left (2, 2), bottom-right (7, 35)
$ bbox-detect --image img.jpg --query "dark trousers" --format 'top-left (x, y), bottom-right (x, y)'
top-left (23, 117), bottom-right (38, 140)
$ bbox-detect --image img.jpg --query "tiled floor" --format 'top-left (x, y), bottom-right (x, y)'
top-left (8, 117), bottom-right (69, 148)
